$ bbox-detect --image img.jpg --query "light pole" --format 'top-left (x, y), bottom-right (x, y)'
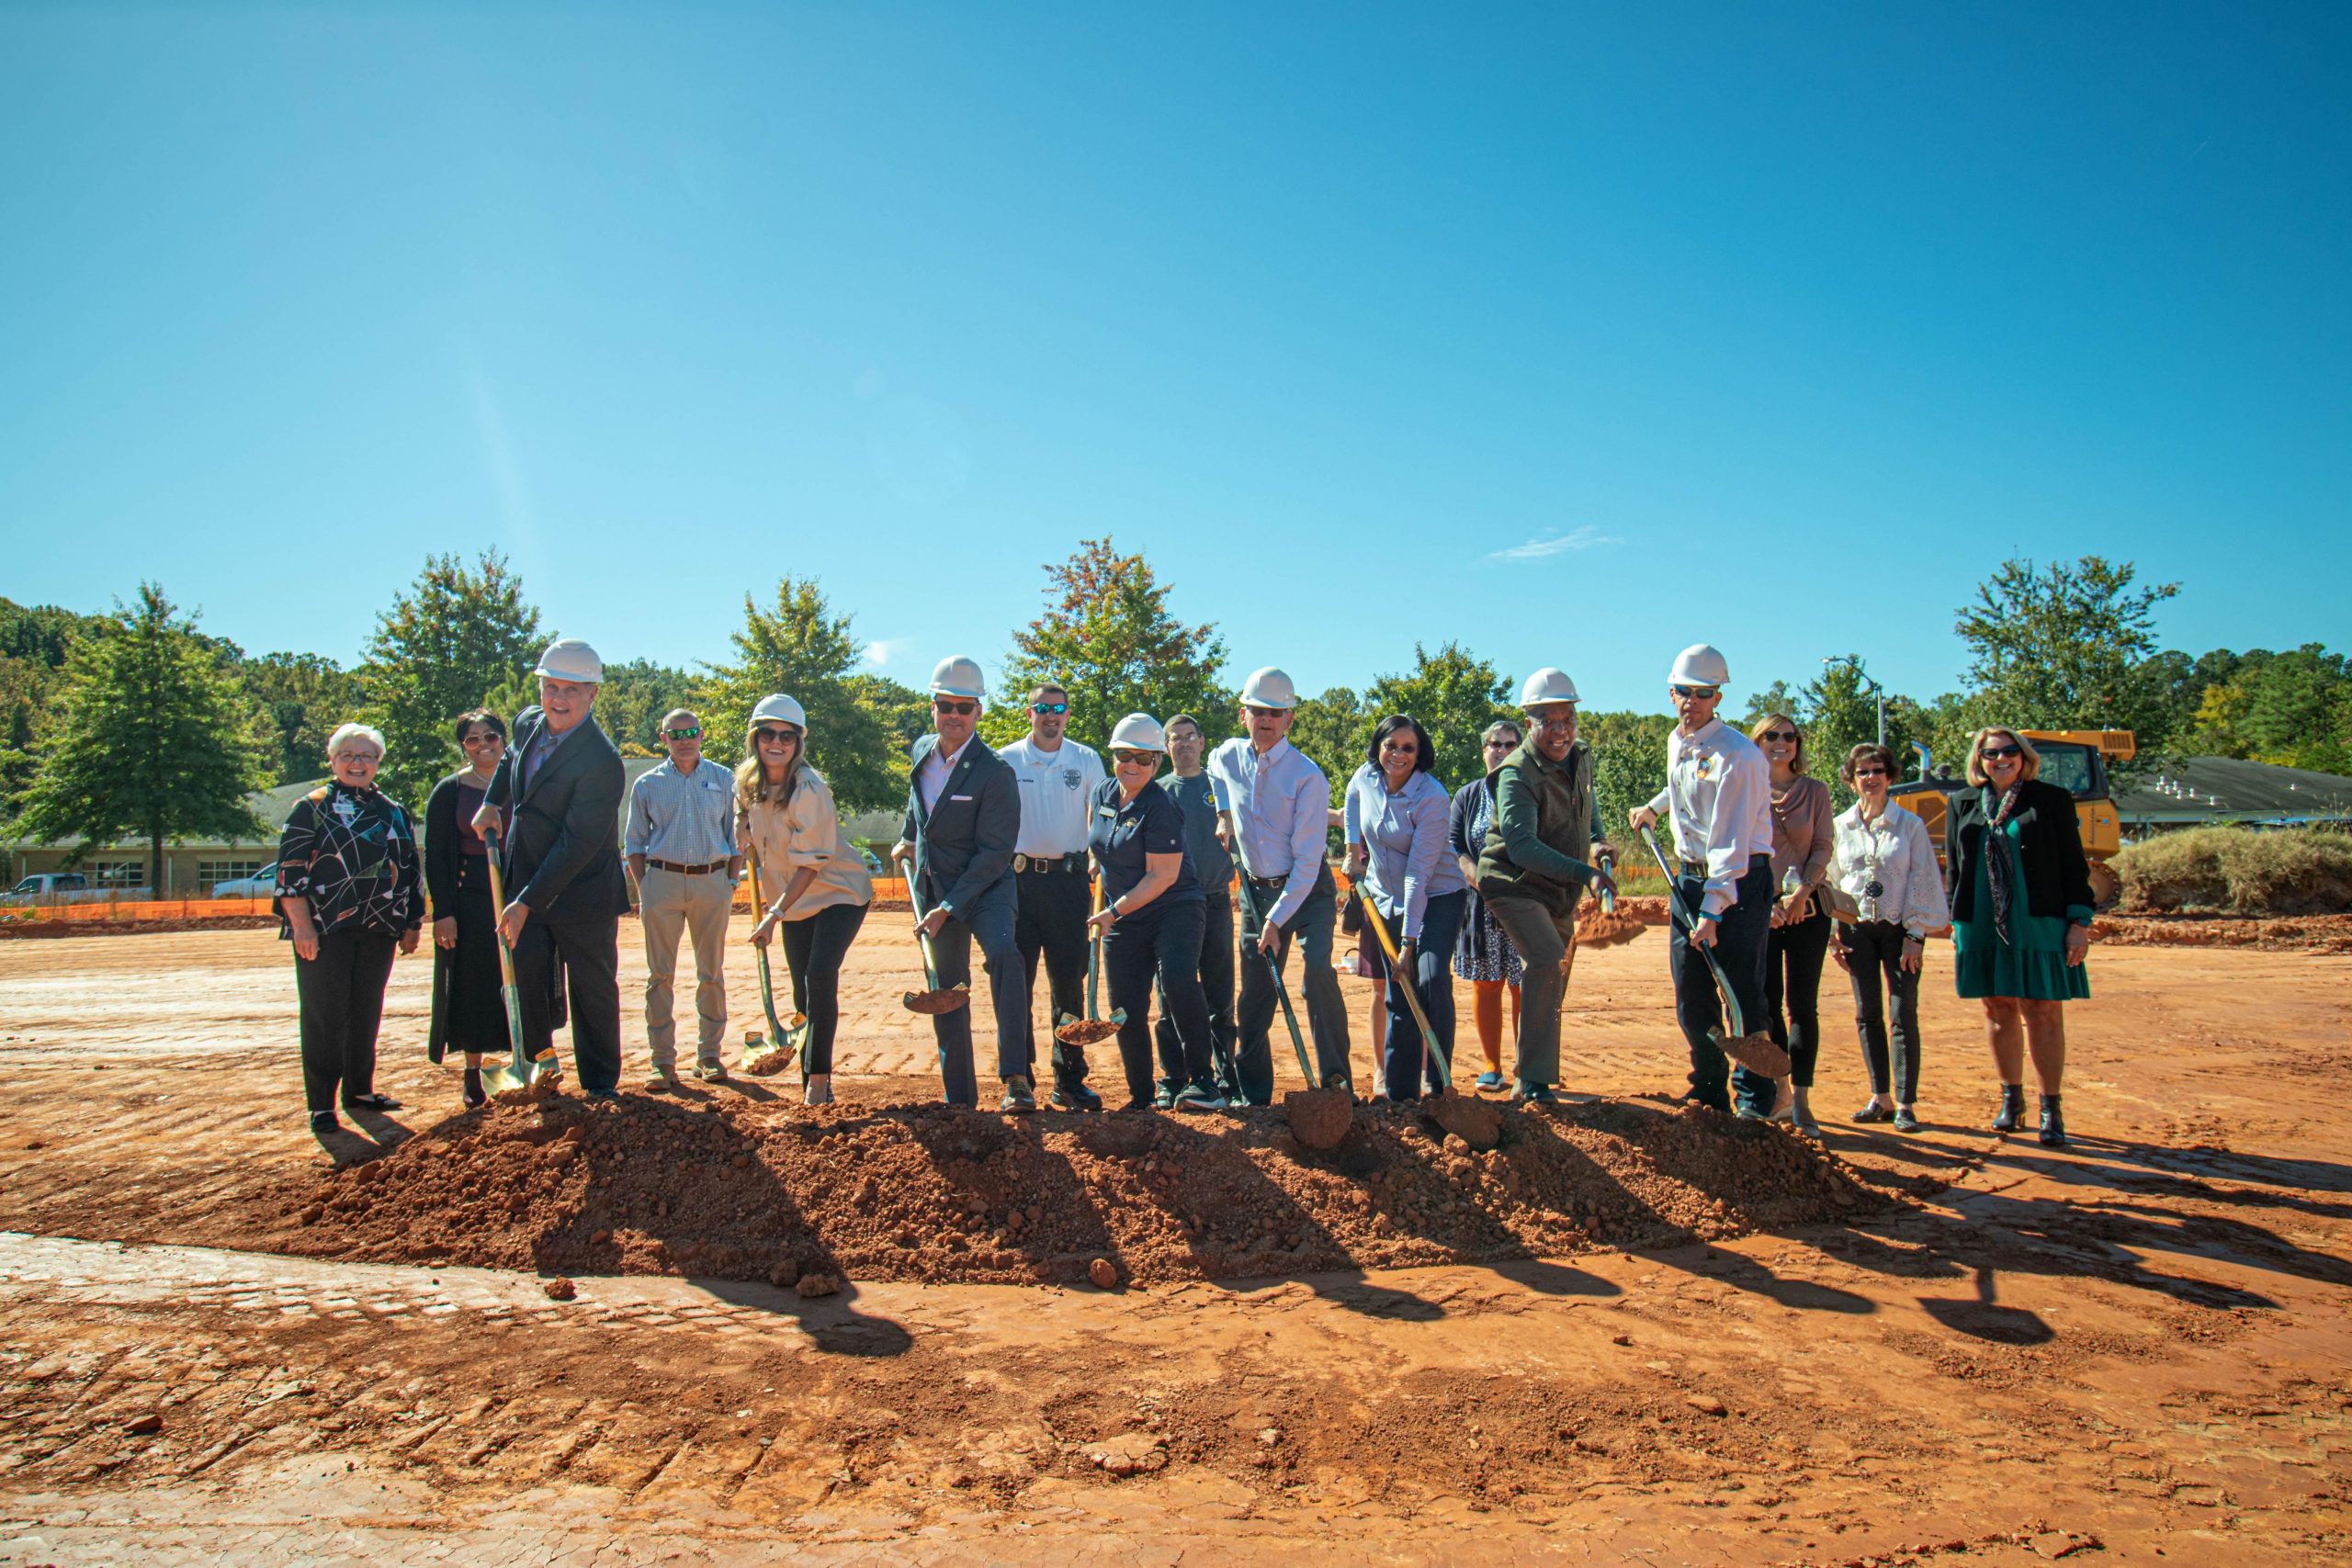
top-left (1822, 657), bottom-right (1885, 747)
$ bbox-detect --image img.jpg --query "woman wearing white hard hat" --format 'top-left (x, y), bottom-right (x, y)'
top-left (1085, 714), bottom-right (1224, 1111)
top-left (1344, 714), bottom-right (1469, 1101)
top-left (737, 694), bottom-right (874, 1107)
top-left (1473, 669), bottom-right (1614, 1106)
top-left (1627, 645), bottom-right (1777, 1117)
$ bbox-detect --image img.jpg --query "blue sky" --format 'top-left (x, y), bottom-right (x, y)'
top-left (3, 3), bottom-right (2346, 715)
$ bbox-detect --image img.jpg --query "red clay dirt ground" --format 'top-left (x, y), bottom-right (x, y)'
top-left (0, 918), bottom-right (2347, 1564)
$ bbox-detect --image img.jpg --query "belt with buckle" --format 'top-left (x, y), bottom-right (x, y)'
top-left (649, 859), bottom-right (727, 875)
top-left (1012, 852), bottom-right (1085, 874)
top-left (1243, 871), bottom-right (1289, 890)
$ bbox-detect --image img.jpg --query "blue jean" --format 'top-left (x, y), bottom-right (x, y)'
top-left (1367, 890), bottom-right (1466, 1101)
top-left (1670, 856), bottom-right (1774, 1114)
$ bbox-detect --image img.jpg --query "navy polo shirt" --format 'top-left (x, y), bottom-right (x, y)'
top-left (1088, 777), bottom-right (1204, 912)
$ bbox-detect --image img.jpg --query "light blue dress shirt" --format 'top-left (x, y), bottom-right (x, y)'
top-left (1204, 737), bottom-right (1330, 927)
top-left (1343, 764), bottom-right (1467, 940)
top-left (624, 757), bottom-right (739, 864)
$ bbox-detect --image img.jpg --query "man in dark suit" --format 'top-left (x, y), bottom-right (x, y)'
top-left (892, 655), bottom-right (1029, 1110)
top-left (473, 637), bottom-right (631, 1097)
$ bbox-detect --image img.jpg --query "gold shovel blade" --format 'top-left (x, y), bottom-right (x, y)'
top-left (902, 983), bottom-right (971, 1016)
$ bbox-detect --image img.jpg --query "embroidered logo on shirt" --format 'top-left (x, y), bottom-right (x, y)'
top-left (1061, 768), bottom-right (1083, 791)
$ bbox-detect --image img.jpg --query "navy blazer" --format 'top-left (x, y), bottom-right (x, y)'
top-left (483, 706), bottom-right (631, 923)
top-left (899, 734), bottom-right (1019, 920)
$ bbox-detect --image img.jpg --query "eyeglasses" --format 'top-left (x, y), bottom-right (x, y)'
top-left (1111, 749), bottom-right (1157, 766)
top-left (1853, 766), bottom-right (1888, 778)
top-left (460, 731), bottom-right (503, 747)
top-left (1671, 685), bottom-right (1720, 701)
top-left (933, 699), bottom-right (978, 716)
top-left (1031, 701), bottom-right (1068, 716)
top-left (752, 726), bottom-right (800, 745)
top-left (1983, 743), bottom-right (2024, 760)
top-left (1484, 737), bottom-right (1519, 750)
top-left (663, 726), bottom-right (701, 740)
top-left (1759, 729), bottom-right (1798, 743)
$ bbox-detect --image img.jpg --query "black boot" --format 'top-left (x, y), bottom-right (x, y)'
top-left (2038, 1095), bottom-right (2067, 1147)
top-left (1991, 1083), bottom-right (2026, 1133)
top-left (462, 1066), bottom-right (486, 1109)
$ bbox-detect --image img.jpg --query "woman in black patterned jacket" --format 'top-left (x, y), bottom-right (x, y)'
top-left (277, 722), bottom-right (424, 1134)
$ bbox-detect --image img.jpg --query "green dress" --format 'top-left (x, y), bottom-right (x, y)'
top-left (1951, 798), bottom-right (2091, 1001)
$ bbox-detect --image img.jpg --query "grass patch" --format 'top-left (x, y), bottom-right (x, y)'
top-left (2113, 826), bottom-right (2352, 917)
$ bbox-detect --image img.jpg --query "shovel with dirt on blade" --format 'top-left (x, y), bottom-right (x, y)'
top-left (897, 855), bottom-right (970, 1016)
top-left (1053, 872), bottom-right (1125, 1048)
top-left (738, 842), bottom-right (808, 1078)
top-left (1638, 823), bottom-right (1791, 1081)
top-left (1225, 809), bottom-right (1352, 1150)
top-left (477, 822), bottom-right (560, 1098)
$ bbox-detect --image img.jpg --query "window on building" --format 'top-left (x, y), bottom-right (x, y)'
top-left (92, 862), bottom-right (146, 886)
top-left (198, 861), bottom-right (266, 886)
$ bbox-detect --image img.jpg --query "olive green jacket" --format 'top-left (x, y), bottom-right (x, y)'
top-left (1476, 736), bottom-right (1602, 915)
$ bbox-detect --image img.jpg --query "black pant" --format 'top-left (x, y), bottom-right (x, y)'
top-left (1765, 907), bottom-right (1833, 1088)
top-left (1013, 863), bottom-right (1093, 1090)
top-left (1842, 919), bottom-right (1923, 1102)
top-left (1235, 863), bottom-right (1351, 1104)
top-left (1102, 899), bottom-right (1214, 1106)
top-left (780, 901), bottom-right (868, 1076)
top-left (295, 927), bottom-right (399, 1114)
top-left (513, 914), bottom-right (623, 1096)
top-left (1368, 890), bottom-right (1466, 1102)
top-left (1157, 890), bottom-right (1237, 1097)
top-left (924, 886), bottom-right (1027, 1106)
top-left (1670, 856), bottom-right (1774, 1114)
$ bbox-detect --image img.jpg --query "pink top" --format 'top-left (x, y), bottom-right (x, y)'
top-left (1768, 775), bottom-right (1835, 890)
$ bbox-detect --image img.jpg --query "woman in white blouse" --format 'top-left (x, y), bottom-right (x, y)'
top-left (1827, 742), bottom-right (1950, 1133)
top-left (736, 694), bottom-right (874, 1106)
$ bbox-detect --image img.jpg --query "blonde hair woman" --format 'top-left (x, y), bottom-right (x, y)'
top-left (736, 694), bottom-right (873, 1106)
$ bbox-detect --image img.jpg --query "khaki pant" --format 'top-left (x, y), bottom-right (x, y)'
top-left (639, 867), bottom-right (731, 1067)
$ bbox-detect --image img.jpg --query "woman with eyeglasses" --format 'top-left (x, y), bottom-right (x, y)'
top-left (426, 708), bottom-right (516, 1108)
top-left (1827, 743), bottom-right (1948, 1134)
top-left (1085, 714), bottom-right (1222, 1111)
top-left (738, 694), bottom-right (873, 1107)
top-left (1750, 713), bottom-right (1835, 1134)
top-left (1343, 714), bottom-right (1469, 1101)
top-left (1450, 720), bottom-right (1526, 1091)
top-left (1946, 728), bottom-right (2094, 1146)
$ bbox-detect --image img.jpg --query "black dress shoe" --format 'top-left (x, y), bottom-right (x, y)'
top-left (1851, 1101), bottom-right (1894, 1123)
top-left (1992, 1083), bottom-right (2027, 1133)
top-left (1893, 1107), bottom-right (1921, 1134)
top-left (309, 1111), bottom-right (341, 1134)
top-left (2038, 1095), bottom-right (2067, 1147)
top-left (342, 1092), bottom-right (401, 1112)
top-left (461, 1068), bottom-right (486, 1109)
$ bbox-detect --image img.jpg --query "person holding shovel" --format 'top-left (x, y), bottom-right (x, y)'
top-left (1085, 713), bottom-right (1222, 1111)
top-left (1344, 714), bottom-right (1467, 1102)
top-left (425, 709), bottom-right (526, 1110)
top-left (1206, 667), bottom-right (1351, 1105)
top-left (278, 722), bottom-right (424, 1134)
top-left (738, 694), bottom-right (873, 1108)
top-left (1945, 728), bottom-right (2094, 1147)
top-left (1627, 645), bottom-right (1776, 1117)
top-left (1827, 742), bottom-right (1948, 1134)
top-left (892, 655), bottom-right (1029, 1111)
top-left (1476, 670), bottom-right (1613, 1107)
top-left (625, 707), bottom-right (742, 1089)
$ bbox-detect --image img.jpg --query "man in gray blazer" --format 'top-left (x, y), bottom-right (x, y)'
top-left (893, 655), bottom-right (1029, 1110)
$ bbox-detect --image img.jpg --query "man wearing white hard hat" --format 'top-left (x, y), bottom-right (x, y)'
top-left (473, 637), bottom-right (631, 1098)
top-left (1474, 669), bottom-right (1614, 1104)
top-left (892, 655), bottom-right (1031, 1110)
top-left (999, 681), bottom-right (1110, 1111)
top-left (1628, 645), bottom-right (1777, 1116)
top-left (1205, 666), bottom-right (1351, 1102)
top-left (624, 706), bottom-right (742, 1089)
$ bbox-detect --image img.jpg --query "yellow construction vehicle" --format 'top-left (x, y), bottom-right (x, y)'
top-left (1893, 729), bottom-right (2135, 908)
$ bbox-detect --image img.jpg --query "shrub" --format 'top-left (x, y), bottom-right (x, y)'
top-left (2112, 826), bottom-right (2352, 916)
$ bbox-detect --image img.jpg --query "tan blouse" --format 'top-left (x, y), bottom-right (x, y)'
top-left (738, 764), bottom-right (873, 919)
top-left (1768, 774), bottom-right (1835, 891)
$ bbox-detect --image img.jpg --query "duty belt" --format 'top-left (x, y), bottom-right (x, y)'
top-left (649, 859), bottom-right (728, 875)
top-left (1012, 852), bottom-right (1086, 874)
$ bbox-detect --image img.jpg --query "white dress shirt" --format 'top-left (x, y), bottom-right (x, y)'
top-left (997, 736), bottom-right (1107, 858)
top-left (1205, 737), bottom-right (1329, 927)
top-left (916, 737), bottom-right (971, 816)
top-left (1645, 717), bottom-right (1774, 919)
top-left (740, 764), bottom-right (873, 918)
top-left (1829, 798), bottom-right (1950, 938)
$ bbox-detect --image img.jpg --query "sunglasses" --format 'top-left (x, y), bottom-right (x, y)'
top-left (1671, 685), bottom-right (1720, 701)
top-left (1853, 766), bottom-right (1888, 778)
top-left (1759, 729), bottom-right (1798, 743)
top-left (933, 699), bottom-right (978, 716)
top-left (663, 726), bottom-right (701, 740)
top-left (752, 726), bottom-right (800, 745)
top-left (1031, 701), bottom-right (1068, 715)
top-left (1112, 749), bottom-right (1158, 766)
top-left (1484, 737), bottom-right (1519, 750)
top-left (1984, 743), bottom-right (2024, 760)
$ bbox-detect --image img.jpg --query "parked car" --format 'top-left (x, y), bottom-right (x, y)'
top-left (209, 865), bottom-right (278, 898)
top-left (3, 873), bottom-right (152, 904)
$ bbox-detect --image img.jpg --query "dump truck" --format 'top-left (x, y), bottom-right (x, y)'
top-left (1892, 729), bottom-right (2135, 908)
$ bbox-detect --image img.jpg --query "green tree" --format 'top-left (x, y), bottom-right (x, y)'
top-left (0, 699), bottom-right (34, 818)
top-left (241, 650), bottom-right (362, 785)
top-left (1953, 555), bottom-right (2182, 753)
top-left (11, 584), bottom-right (267, 890)
top-left (1742, 679), bottom-right (1798, 728)
top-left (360, 551), bottom-right (543, 804)
top-left (1285, 686), bottom-right (1376, 808)
top-left (982, 538), bottom-right (1230, 753)
top-left (697, 577), bottom-right (903, 812)
top-left (1796, 657), bottom-right (1927, 809)
top-left (592, 659), bottom-right (703, 758)
top-left (1363, 641), bottom-right (1515, 790)
top-left (1582, 709), bottom-right (1674, 851)
top-left (2191, 644), bottom-right (2351, 774)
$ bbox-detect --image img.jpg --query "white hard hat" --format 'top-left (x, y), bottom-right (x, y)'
top-left (1668, 644), bottom-right (1731, 688)
top-left (929, 654), bottom-right (986, 700)
top-left (533, 637), bottom-right (603, 684)
top-left (1108, 713), bottom-right (1166, 751)
top-left (1517, 667), bottom-right (1580, 708)
top-left (1238, 666), bottom-right (1297, 709)
top-left (749, 694), bottom-right (807, 731)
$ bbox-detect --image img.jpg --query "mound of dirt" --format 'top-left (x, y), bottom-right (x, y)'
top-left (265, 1089), bottom-right (1894, 1288)
top-left (0, 915), bottom-right (277, 941)
top-left (2092, 913), bottom-right (2352, 953)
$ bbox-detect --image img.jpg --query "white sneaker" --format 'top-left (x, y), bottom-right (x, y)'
top-left (804, 1073), bottom-right (833, 1107)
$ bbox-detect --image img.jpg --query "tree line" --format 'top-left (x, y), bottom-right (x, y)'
top-left (4, 544), bottom-right (2345, 888)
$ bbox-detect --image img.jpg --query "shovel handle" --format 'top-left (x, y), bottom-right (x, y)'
top-left (479, 822), bottom-right (535, 1084)
top-left (905, 864), bottom-right (947, 991)
top-left (1227, 813), bottom-right (1317, 1089)
top-left (1638, 823), bottom-right (1749, 1041)
top-left (1355, 881), bottom-right (1448, 1092)
top-left (743, 842), bottom-right (796, 1062)
top-left (1086, 873), bottom-right (1103, 1021)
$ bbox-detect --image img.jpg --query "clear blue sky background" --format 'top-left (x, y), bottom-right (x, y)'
top-left (3, 3), bottom-right (2346, 716)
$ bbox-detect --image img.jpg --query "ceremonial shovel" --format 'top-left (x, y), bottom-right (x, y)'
top-left (739, 843), bottom-right (807, 1077)
top-left (899, 864), bottom-right (971, 1016)
top-left (1053, 875), bottom-right (1124, 1046)
top-left (477, 823), bottom-right (559, 1096)
top-left (1639, 824), bottom-right (1791, 1079)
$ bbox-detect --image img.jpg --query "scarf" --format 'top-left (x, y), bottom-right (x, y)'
top-left (1984, 784), bottom-right (2024, 945)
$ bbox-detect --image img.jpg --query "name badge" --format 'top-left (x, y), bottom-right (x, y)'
top-left (1098, 806), bottom-right (1117, 817)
